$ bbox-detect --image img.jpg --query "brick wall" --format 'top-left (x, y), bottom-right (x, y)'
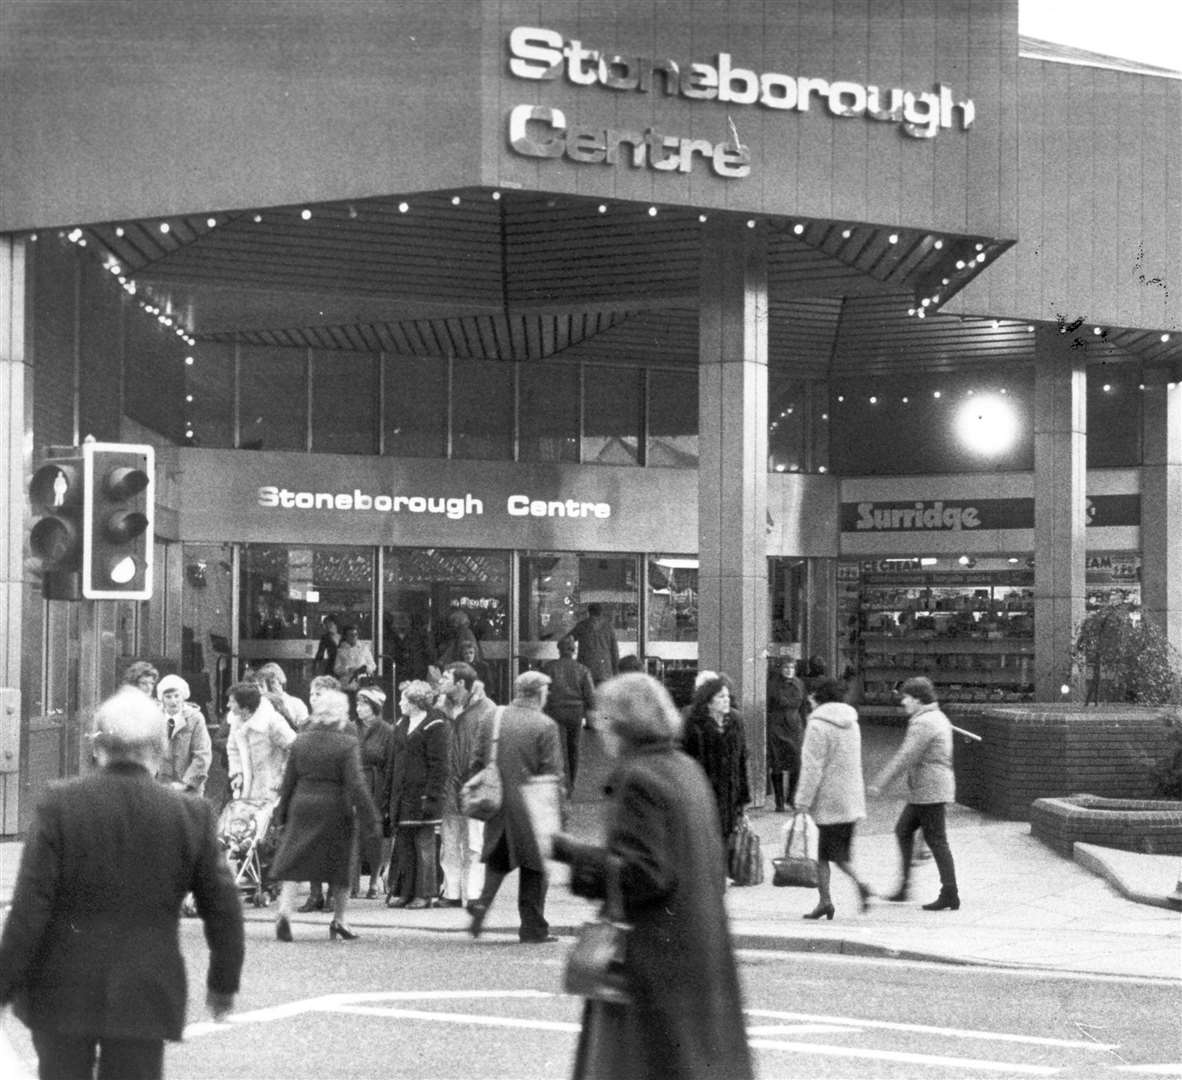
top-left (948, 705), bottom-right (1176, 821)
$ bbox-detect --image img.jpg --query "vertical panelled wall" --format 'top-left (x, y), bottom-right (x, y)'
top-left (486, 0), bottom-right (1018, 240)
top-left (954, 60), bottom-right (1182, 332)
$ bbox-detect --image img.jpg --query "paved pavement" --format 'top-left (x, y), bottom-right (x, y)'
top-left (2, 722), bottom-right (1179, 981)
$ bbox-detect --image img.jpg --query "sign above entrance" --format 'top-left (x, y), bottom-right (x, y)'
top-left (506, 25), bottom-right (976, 181)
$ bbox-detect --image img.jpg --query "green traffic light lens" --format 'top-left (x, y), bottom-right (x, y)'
top-left (109, 556), bottom-right (137, 585)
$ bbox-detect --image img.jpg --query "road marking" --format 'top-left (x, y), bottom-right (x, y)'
top-left (1111, 1067), bottom-right (1182, 1075)
top-left (319, 1004), bottom-right (580, 1034)
top-left (746, 1008), bottom-right (1119, 1050)
top-left (746, 1024), bottom-right (862, 1037)
top-left (748, 1037), bottom-right (1061, 1075)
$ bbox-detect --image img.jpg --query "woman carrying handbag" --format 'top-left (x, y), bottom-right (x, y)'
top-left (791, 677), bottom-right (873, 920)
top-left (551, 673), bottom-right (751, 1080)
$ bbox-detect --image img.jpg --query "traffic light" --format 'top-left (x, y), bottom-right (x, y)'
top-left (28, 449), bottom-right (86, 600)
top-left (82, 442), bottom-right (154, 600)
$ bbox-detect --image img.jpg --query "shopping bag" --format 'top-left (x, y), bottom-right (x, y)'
top-left (772, 811), bottom-right (818, 888)
top-left (727, 815), bottom-right (764, 886)
top-left (564, 855), bottom-right (632, 1005)
top-left (460, 707), bottom-right (503, 821)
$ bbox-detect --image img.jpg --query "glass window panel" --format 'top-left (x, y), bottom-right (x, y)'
top-left (123, 305), bottom-right (186, 443)
top-left (181, 543), bottom-right (234, 718)
top-left (239, 544), bottom-right (373, 696)
top-left (383, 548), bottom-right (511, 703)
top-left (768, 370), bottom-right (806, 473)
top-left (519, 362), bottom-right (578, 462)
top-left (383, 355), bottom-right (448, 458)
top-left (648, 370), bottom-right (698, 467)
top-left (1087, 368), bottom-right (1141, 467)
top-left (583, 366), bottom-right (642, 465)
top-left (647, 555), bottom-right (698, 642)
top-left (238, 346), bottom-right (307, 451)
top-left (185, 343), bottom-right (235, 449)
top-left (312, 351), bottom-right (377, 455)
top-left (452, 358), bottom-right (513, 460)
top-left (518, 552), bottom-right (639, 667)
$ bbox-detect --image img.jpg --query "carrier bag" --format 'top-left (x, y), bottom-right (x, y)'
top-left (772, 810), bottom-right (819, 888)
top-left (459, 706), bottom-right (504, 821)
top-left (727, 814), bottom-right (764, 886)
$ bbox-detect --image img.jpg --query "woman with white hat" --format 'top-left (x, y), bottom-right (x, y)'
top-left (155, 674), bottom-right (213, 797)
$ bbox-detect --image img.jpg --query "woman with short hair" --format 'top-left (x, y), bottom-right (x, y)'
top-left (552, 673), bottom-right (752, 1080)
top-left (225, 681), bottom-right (295, 802)
top-left (384, 680), bottom-right (448, 909)
top-left (682, 675), bottom-right (750, 849)
top-left (270, 689), bottom-right (380, 941)
top-left (123, 660), bottom-right (159, 698)
top-left (254, 662), bottom-right (309, 729)
top-left (870, 675), bottom-right (960, 911)
top-left (351, 685), bottom-right (393, 899)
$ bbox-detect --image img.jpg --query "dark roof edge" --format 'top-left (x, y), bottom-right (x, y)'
top-left (1019, 35), bottom-right (1181, 79)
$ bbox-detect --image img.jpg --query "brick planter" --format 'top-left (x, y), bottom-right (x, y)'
top-left (1030, 795), bottom-right (1182, 856)
top-left (946, 704), bottom-right (1177, 821)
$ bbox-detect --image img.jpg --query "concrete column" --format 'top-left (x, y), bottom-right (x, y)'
top-left (1140, 366), bottom-right (1182, 652)
top-left (1033, 330), bottom-right (1086, 700)
top-left (698, 219), bottom-right (769, 798)
top-left (0, 237), bottom-right (28, 830)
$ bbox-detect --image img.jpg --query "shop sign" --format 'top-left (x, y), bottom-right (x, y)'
top-left (1086, 494), bottom-right (1140, 527)
top-left (256, 486), bottom-right (612, 521)
top-left (506, 26), bottom-right (976, 179)
top-left (841, 499), bottom-right (1034, 533)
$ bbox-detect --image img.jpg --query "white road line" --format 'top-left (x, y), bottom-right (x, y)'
top-left (746, 1008), bottom-right (1119, 1050)
top-left (318, 1004), bottom-right (580, 1034)
top-left (1111, 1067), bottom-right (1182, 1075)
top-left (746, 1024), bottom-right (863, 1037)
top-left (748, 1037), bottom-right (1061, 1075)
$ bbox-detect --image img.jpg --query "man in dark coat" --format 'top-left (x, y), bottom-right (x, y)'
top-left (567, 602), bottom-right (619, 685)
top-left (467, 669), bottom-right (564, 943)
top-left (0, 687), bottom-right (244, 1080)
top-left (543, 635), bottom-right (595, 794)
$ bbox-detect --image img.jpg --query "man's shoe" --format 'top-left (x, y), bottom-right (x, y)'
top-left (385, 895), bottom-right (410, 909)
top-left (405, 897), bottom-right (430, 909)
top-left (435, 898), bottom-right (464, 908)
top-left (922, 887), bottom-right (960, 911)
top-left (467, 900), bottom-right (488, 938)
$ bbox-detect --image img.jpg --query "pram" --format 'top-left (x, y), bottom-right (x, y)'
top-left (217, 797), bottom-right (279, 907)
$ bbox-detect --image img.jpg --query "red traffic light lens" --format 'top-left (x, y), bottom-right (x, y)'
top-left (103, 467), bottom-right (150, 501)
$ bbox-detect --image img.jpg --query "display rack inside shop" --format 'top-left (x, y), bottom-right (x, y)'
top-left (839, 566), bottom-right (1035, 709)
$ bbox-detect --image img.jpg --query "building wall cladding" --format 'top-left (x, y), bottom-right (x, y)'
top-left (953, 58), bottom-right (1182, 332)
top-left (949, 704), bottom-right (1175, 820)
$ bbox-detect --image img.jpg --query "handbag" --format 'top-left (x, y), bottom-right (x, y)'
top-left (772, 810), bottom-right (819, 888)
top-left (727, 814), bottom-right (764, 886)
top-left (459, 706), bottom-right (504, 821)
top-left (563, 855), bottom-right (632, 1005)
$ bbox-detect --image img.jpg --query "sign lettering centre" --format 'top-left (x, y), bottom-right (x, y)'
top-left (505, 26), bottom-right (975, 177)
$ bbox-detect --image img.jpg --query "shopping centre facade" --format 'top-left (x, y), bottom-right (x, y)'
top-left (1, 0), bottom-right (1179, 831)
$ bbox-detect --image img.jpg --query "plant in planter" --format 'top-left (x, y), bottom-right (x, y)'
top-left (1072, 602), bottom-right (1182, 706)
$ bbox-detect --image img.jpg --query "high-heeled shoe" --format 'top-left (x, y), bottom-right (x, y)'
top-left (802, 902), bottom-right (835, 920)
top-left (275, 915), bottom-right (293, 942)
top-left (329, 920), bottom-right (359, 941)
top-left (856, 882), bottom-right (874, 913)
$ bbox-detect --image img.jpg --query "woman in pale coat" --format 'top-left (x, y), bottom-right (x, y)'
top-left (869, 675), bottom-right (960, 911)
top-left (792, 677), bottom-right (872, 920)
top-left (225, 681), bottom-right (296, 801)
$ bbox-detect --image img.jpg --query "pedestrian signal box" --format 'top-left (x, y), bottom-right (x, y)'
top-left (81, 442), bottom-right (154, 600)
top-left (28, 449), bottom-right (86, 600)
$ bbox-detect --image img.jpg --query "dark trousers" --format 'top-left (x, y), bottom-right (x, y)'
top-left (479, 833), bottom-right (549, 941)
top-left (895, 802), bottom-right (958, 890)
top-left (32, 1029), bottom-right (164, 1080)
top-left (391, 823), bottom-right (438, 900)
top-left (559, 718), bottom-right (582, 793)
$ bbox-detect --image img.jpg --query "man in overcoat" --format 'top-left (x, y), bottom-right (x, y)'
top-left (467, 669), bottom-right (564, 943)
top-left (0, 687), bottom-right (245, 1079)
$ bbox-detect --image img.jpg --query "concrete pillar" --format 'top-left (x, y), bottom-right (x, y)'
top-left (698, 219), bottom-right (769, 798)
top-left (1033, 330), bottom-right (1086, 700)
top-left (0, 238), bottom-right (28, 830)
top-left (1140, 366), bottom-right (1182, 652)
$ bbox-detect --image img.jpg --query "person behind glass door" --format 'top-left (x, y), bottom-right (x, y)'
top-left (567, 602), bottom-right (620, 685)
top-left (334, 624), bottom-right (376, 693)
top-left (543, 635), bottom-right (595, 795)
top-left (314, 615), bottom-right (341, 676)
top-left (869, 675), bottom-right (960, 911)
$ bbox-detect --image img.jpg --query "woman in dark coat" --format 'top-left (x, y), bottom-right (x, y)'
top-left (351, 685), bottom-right (394, 898)
top-left (384, 679), bottom-right (449, 909)
top-left (552, 673), bottom-right (753, 1080)
top-left (766, 658), bottom-right (808, 810)
top-left (271, 688), bottom-right (379, 942)
top-left (683, 674), bottom-right (751, 843)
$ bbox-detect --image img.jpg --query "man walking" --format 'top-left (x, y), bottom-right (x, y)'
top-left (438, 660), bottom-right (497, 907)
top-left (543, 635), bottom-right (595, 794)
top-left (0, 687), bottom-right (244, 1080)
top-left (467, 670), bottom-right (564, 943)
top-left (567, 602), bottom-right (619, 685)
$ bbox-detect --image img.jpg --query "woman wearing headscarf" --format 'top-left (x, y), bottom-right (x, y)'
top-left (383, 680), bottom-right (449, 909)
top-left (551, 674), bottom-right (752, 1080)
top-left (270, 688), bottom-right (380, 942)
top-left (154, 674), bottom-right (213, 797)
top-left (351, 685), bottom-right (393, 899)
top-left (682, 674), bottom-right (750, 848)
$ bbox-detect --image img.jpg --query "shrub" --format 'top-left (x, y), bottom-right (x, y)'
top-left (1072, 602), bottom-right (1182, 706)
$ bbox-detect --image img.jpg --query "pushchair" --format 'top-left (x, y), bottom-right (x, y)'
top-left (217, 797), bottom-right (279, 907)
